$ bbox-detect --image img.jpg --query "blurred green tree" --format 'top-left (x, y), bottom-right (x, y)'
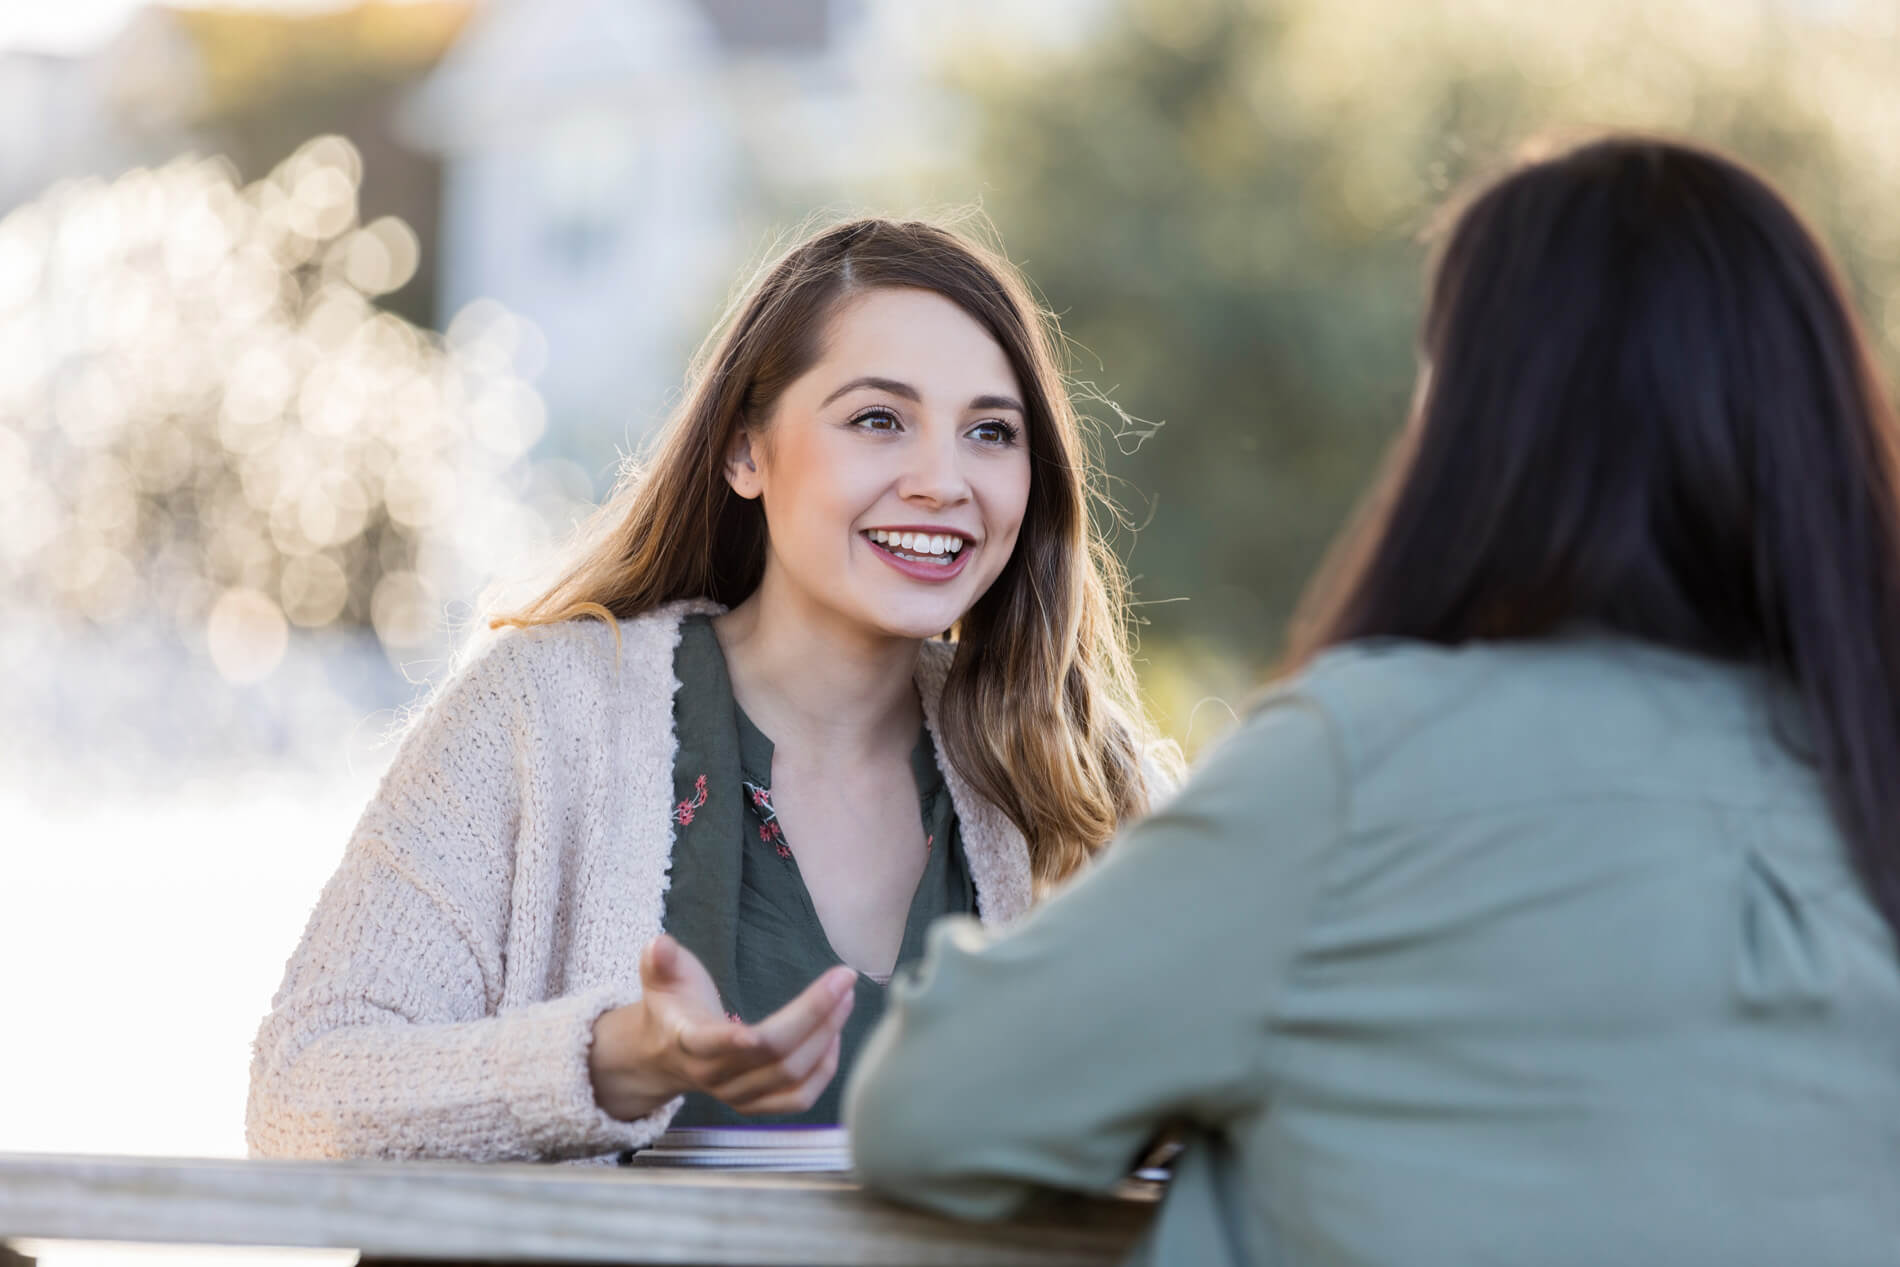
top-left (948, 0), bottom-right (1900, 738)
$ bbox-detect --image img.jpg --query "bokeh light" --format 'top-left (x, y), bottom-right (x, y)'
top-left (0, 134), bottom-right (593, 681)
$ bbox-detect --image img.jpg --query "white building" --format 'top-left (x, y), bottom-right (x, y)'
top-left (396, 0), bottom-right (939, 476)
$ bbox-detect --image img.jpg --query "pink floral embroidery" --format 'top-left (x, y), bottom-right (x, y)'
top-left (926, 833), bottom-right (934, 854)
top-left (673, 774), bottom-right (707, 826)
top-left (760, 821), bottom-right (791, 858)
top-left (744, 780), bottom-right (793, 858)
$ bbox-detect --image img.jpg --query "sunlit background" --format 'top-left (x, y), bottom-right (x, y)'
top-left (7, 0), bottom-right (1900, 1261)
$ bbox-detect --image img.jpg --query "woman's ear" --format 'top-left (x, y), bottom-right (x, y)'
top-left (725, 430), bottom-right (764, 500)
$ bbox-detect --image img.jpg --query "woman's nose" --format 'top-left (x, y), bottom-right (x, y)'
top-left (898, 428), bottom-right (972, 506)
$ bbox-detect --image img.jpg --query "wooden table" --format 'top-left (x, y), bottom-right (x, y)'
top-left (0, 1154), bottom-right (1154, 1265)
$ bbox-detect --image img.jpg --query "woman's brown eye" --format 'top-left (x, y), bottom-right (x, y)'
top-left (852, 409), bottom-right (900, 431)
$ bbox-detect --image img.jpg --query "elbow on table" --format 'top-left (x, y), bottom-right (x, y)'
top-left (244, 1104), bottom-right (342, 1161)
top-left (846, 1055), bottom-right (951, 1189)
top-left (244, 1078), bottom-right (374, 1161)
top-left (245, 1052), bottom-right (425, 1162)
top-left (845, 1064), bottom-right (1029, 1221)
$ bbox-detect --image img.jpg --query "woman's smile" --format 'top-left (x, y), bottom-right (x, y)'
top-left (861, 526), bottom-right (974, 582)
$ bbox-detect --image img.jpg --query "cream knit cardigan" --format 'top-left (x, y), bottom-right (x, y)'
top-left (245, 600), bottom-right (1036, 1163)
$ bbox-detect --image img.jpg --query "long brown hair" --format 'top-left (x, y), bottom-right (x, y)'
top-left (1290, 136), bottom-right (1900, 948)
top-left (494, 217), bottom-right (1163, 886)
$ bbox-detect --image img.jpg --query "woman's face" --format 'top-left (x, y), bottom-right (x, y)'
top-left (729, 285), bottom-right (1033, 643)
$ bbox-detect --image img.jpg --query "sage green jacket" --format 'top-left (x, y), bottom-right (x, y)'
top-left (846, 634), bottom-right (1900, 1266)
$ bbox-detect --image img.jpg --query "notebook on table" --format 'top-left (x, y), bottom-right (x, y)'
top-left (621, 1125), bottom-right (853, 1172)
top-left (621, 1125), bottom-right (1180, 1183)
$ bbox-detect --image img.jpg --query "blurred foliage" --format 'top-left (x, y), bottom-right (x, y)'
top-left (16, 0), bottom-right (1900, 763)
top-left (174, 2), bottom-right (470, 119)
top-left (0, 135), bottom-right (588, 682)
top-left (950, 0), bottom-right (1900, 731)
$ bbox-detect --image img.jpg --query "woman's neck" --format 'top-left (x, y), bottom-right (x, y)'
top-left (711, 576), bottom-right (925, 764)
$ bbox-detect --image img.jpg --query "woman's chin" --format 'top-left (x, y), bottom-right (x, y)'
top-left (873, 614), bottom-right (963, 643)
top-left (856, 593), bottom-right (972, 643)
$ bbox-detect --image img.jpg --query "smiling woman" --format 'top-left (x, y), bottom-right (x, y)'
top-left (244, 217), bottom-right (1177, 1162)
top-left (722, 286), bottom-right (1032, 650)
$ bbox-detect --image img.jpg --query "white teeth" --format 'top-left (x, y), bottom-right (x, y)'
top-left (867, 530), bottom-right (970, 558)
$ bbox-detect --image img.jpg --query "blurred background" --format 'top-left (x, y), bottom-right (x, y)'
top-left (5, 0), bottom-right (1900, 1259)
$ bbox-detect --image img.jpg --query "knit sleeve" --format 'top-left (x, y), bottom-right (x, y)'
top-left (245, 639), bottom-right (680, 1161)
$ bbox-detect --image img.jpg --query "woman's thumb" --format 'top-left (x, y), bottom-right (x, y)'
top-left (643, 933), bottom-right (679, 983)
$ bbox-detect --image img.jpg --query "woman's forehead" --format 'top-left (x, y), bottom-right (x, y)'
top-left (805, 287), bottom-right (1022, 403)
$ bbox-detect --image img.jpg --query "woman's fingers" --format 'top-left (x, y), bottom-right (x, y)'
top-left (728, 1033), bottom-right (844, 1116)
top-left (708, 988), bottom-right (854, 1105)
top-left (674, 1014), bottom-right (758, 1062)
top-left (669, 967), bottom-right (856, 1107)
top-left (673, 988), bottom-right (837, 1082)
top-left (751, 966), bottom-right (857, 1055)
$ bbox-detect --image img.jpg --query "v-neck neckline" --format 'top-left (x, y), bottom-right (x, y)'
top-left (731, 698), bottom-right (947, 983)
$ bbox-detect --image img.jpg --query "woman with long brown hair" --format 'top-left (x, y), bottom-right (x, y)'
top-left (848, 138), bottom-right (1900, 1265)
top-left (246, 218), bottom-right (1171, 1159)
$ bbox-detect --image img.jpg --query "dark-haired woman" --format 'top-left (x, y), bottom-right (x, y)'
top-left (846, 137), bottom-right (1900, 1265)
top-left (246, 218), bottom-right (1172, 1160)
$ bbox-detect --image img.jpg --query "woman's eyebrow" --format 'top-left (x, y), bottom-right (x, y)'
top-left (821, 376), bottom-right (920, 406)
top-left (970, 393), bottom-right (1025, 413)
top-left (818, 377), bottom-right (1025, 414)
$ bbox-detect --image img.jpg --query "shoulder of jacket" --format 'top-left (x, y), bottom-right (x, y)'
top-left (411, 599), bottom-right (721, 737)
top-left (472, 599), bottom-right (722, 680)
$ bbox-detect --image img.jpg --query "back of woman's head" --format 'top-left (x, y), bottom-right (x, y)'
top-left (1295, 134), bottom-right (1900, 945)
top-left (497, 216), bottom-right (1160, 886)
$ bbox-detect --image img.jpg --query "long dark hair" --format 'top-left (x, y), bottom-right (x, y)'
top-left (1290, 136), bottom-right (1900, 947)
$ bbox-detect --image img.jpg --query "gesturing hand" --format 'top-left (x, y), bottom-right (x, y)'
top-left (589, 933), bottom-right (857, 1121)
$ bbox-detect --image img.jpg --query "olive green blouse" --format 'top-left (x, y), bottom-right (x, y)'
top-left (661, 615), bottom-right (977, 1127)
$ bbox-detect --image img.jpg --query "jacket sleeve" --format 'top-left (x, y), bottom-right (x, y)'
top-left (245, 641), bottom-right (680, 1161)
top-left (845, 694), bottom-right (1345, 1217)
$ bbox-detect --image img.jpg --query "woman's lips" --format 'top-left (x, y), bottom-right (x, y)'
top-left (863, 534), bottom-right (973, 582)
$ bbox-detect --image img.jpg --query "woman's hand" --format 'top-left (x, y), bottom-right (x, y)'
top-left (588, 933), bottom-right (857, 1121)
